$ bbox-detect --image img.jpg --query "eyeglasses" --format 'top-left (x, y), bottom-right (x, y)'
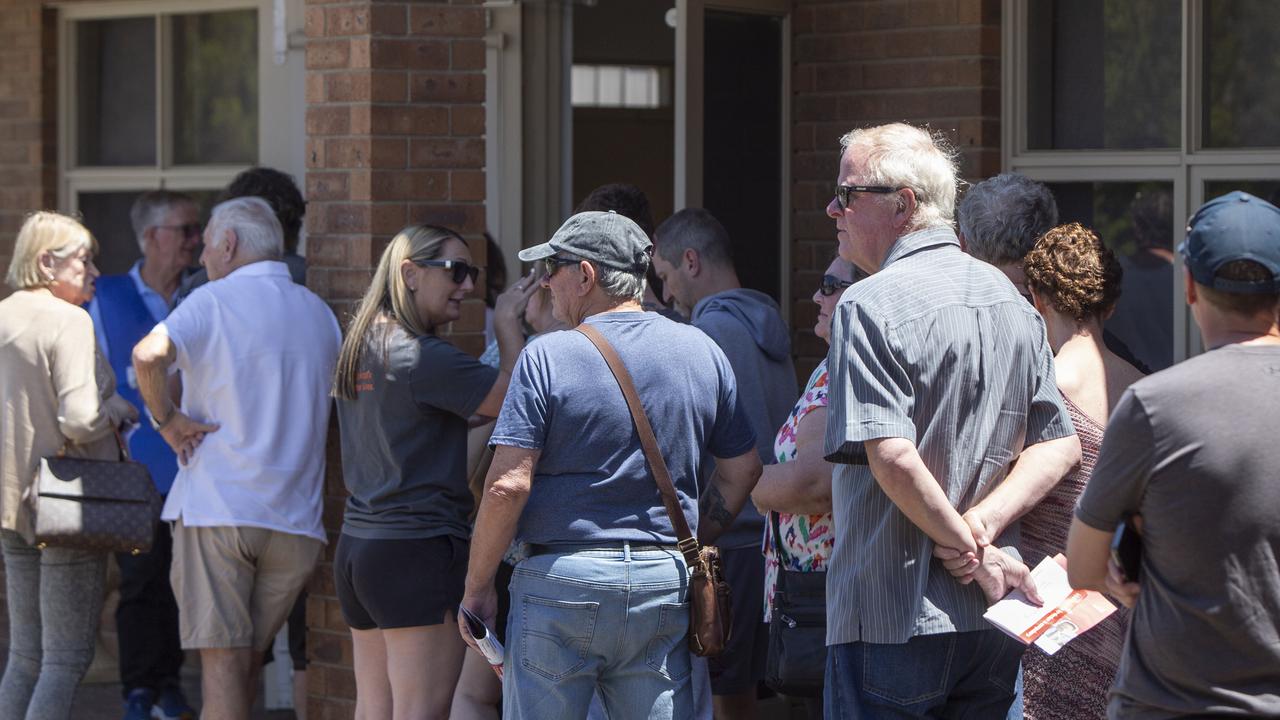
top-left (819, 274), bottom-right (854, 297)
top-left (834, 185), bottom-right (904, 210)
top-left (155, 223), bottom-right (203, 239)
top-left (542, 256), bottom-right (581, 278)
top-left (414, 259), bottom-right (480, 285)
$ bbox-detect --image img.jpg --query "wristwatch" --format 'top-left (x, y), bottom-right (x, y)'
top-left (148, 405), bottom-right (175, 431)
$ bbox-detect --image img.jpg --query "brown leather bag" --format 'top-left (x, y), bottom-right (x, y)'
top-left (31, 430), bottom-right (162, 555)
top-left (576, 324), bottom-right (733, 657)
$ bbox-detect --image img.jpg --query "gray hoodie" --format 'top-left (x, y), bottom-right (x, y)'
top-left (692, 288), bottom-right (797, 549)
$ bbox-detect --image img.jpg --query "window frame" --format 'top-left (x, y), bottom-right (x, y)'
top-left (55, 0), bottom-right (305, 223)
top-left (1002, 0), bottom-right (1280, 361)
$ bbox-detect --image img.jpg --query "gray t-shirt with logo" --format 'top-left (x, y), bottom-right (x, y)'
top-left (1077, 343), bottom-right (1280, 719)
top-left (338, 323), bottom-right (498, 540)
top-left (491, 311), bottom-right (757, 547)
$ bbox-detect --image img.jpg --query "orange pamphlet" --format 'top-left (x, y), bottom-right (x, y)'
top-left (982, 554), bottom-right (1117, 655)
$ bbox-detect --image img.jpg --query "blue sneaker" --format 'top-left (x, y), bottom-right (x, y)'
top-left (151, 687), bottom-right (196, 720)
top-left (122, 689), bottom-right (154, 720)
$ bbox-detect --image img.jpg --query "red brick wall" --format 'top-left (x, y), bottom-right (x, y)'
top-left (789, 0), bottom-right (1002, 375)
top-left (0, 0), bottom-right (54, 643)
top-left (0, 0), bottom-right (55, 302)
top-left (301, 0), bottom-right (486, 716)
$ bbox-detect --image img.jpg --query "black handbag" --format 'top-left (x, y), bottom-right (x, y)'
top-left (32, 429), bottom-right (162, 555)
top-left (764, 510), bottom-right (828, 698)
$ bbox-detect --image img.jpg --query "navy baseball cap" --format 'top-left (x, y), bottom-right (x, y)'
top-left (518, 210), bottom-right (652, 273)
top-left (1180, 191), bottom-right (1280, 294)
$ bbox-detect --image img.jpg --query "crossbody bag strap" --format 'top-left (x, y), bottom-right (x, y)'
top-left (575, 323), bottom-right (701, 566)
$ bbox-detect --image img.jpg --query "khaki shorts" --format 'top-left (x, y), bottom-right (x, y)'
top-left (171, 520), bottom-right (323, 651)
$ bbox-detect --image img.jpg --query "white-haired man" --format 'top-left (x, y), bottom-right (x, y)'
top-left (820, 123), bottom-right (1080, 718)
top-left (86, 190), bottom-right (201, 720)
top-left (132, 197), bottom-right (341, 720)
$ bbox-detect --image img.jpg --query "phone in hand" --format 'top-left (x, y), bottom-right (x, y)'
top-left (1110, 514), bottom-right (1142, 582)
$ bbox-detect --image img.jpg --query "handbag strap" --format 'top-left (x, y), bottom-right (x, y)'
top-left (59, 427), bottom-right (130, 462)
top-left (768, 509), bottom-right (791, 594)
top-left (575, 323), bottom-right (701, 566)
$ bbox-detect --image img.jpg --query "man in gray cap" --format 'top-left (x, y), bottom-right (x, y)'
top-left (459, 211), bottom-right (763, 719)
top-left (1067, 190), bottom-right (1280, 718)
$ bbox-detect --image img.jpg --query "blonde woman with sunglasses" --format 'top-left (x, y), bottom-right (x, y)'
top-left (331, 225), bottom-right (534, 720)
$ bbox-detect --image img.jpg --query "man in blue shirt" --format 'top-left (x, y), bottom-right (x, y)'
top-left (460, 211), bottom-right (763, 720)
top-left (87, 190), bottom-right (200, 720)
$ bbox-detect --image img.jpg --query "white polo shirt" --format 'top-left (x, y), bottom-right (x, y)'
top-left (157, 260), bottom-right (341, 541)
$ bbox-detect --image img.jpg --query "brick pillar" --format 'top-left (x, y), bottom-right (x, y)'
top-left (0, 0), bottom-right (54, 301)
top-left (789, 0), bottom-right (1001, 375)
top-left (302, 1), bottom-right (486, 716)
top-left (0, 0), bottom-right (55, 643)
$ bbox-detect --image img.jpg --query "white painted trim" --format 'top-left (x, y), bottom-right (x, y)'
top-left (674, 0), bottom-right (704, 210)
top-left (485, 4), bottom-right (525, 273)
top-left (56, 0), bottom-right (255, 19)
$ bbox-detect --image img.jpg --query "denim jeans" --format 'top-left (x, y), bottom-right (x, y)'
top-left (0, 530), bottom-right (106, 720)
top-left (503, 542), bottom-right (694, 720)
top-left (824, 630), bottom-right (1023, 719)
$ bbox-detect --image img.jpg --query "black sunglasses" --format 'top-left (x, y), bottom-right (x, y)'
top-left (819, 274), bottom-right (854, 297)
top-left (155, 223), bottom-right (203, 239)
top-left (834, 184), bottom-right (904, 210)
top-left (542, 256), bottom-right (581, 278)
top-left (414, 259), bottom-right (480, 285)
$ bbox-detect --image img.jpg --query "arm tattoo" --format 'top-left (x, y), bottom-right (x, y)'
top-left (700, 482), bottom-right (735, 531)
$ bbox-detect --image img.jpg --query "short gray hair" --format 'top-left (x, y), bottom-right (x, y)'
top-left (206, 197), bottom-right (283, 261)
top-left (130, 190), bottom-right (196, 252)
top-left (562, 253), bottom-right (646, 303)
top-left (957, 173), bottom-right (1059, 266)
top-left (654, 208), bottom-right (733, 268)
top-left (839, 123), bottom-right (960, 232)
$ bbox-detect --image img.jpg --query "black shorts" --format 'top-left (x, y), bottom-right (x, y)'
top-left (708, 545), bottom-right (769, 695)
top-left (334, 533), bottom-right (468, 630)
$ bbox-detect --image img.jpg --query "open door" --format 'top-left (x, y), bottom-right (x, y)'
top-left (677, 0), bottom-right (789, 303)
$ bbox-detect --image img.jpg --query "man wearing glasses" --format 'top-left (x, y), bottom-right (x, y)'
top-left (87, 189), bottom-right (202, 720)
top-left (820, 123), bottom-right (1080, 718)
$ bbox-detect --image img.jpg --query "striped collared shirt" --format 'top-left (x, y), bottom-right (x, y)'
top-left (823, 226), bottom-right (1074, 645)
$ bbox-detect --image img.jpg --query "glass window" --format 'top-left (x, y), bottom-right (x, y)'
top-left (75, 18), bottom-right (156, 166)
top-left (1026, 0), bottom-right (1180, 150)
top-left (1045, 182), bottom-right (1176, 373)
top-left (171, 10), bottom-right (259, 165)
top-left (1203, 1), bottom-right (1280, 148)
top-left (77, 191), bottom-right (146, 275)
top-left (570, 64), bottom-right (669, 108)
top-left (1204, 180), bottom-right (1280, 205)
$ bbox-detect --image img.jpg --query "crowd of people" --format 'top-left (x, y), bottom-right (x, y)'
top-left (0, 120), bottom-right (1276, 720)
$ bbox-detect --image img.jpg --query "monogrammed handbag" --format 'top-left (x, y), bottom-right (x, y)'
top-left (576, 323), bottom-right (733, 657)
top-left (32, 430), bottom-right (162, 554)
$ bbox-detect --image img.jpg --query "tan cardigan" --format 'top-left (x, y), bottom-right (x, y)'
top-left (0, 289), bottom-right (119, 539)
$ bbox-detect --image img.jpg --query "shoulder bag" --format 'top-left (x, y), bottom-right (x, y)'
top-left (31, 429), bottom-right (163, 555)
top-left (576, 323), bottom-right (733, 657)
top-left (763, 509), bottom-right (828, 697)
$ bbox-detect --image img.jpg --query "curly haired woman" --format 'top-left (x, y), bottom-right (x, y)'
top-left (1018, 223), bottom-right (1145, 719)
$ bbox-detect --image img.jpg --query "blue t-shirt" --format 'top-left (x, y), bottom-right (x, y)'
top-left (491, 311), bottom-right (756, 546)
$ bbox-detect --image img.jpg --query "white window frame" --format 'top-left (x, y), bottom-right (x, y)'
top-left (1002, 0), bottom-right (1280, 361)
top-left (55, 0), bottom-right (306, 222)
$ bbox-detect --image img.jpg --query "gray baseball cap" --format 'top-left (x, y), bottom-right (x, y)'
top-left (1180, 191), bottom-right (1280, 294)
top-left (518, 210), bottom-right (652, 273)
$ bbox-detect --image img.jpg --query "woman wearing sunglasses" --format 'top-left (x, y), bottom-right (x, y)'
top-left (331, 224), bottom-right (536, 720)
top-left (749, 255), bottom-right (863, 718)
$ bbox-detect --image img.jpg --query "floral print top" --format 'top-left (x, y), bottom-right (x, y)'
top-left (762, 360), bottom-right (834, 622)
